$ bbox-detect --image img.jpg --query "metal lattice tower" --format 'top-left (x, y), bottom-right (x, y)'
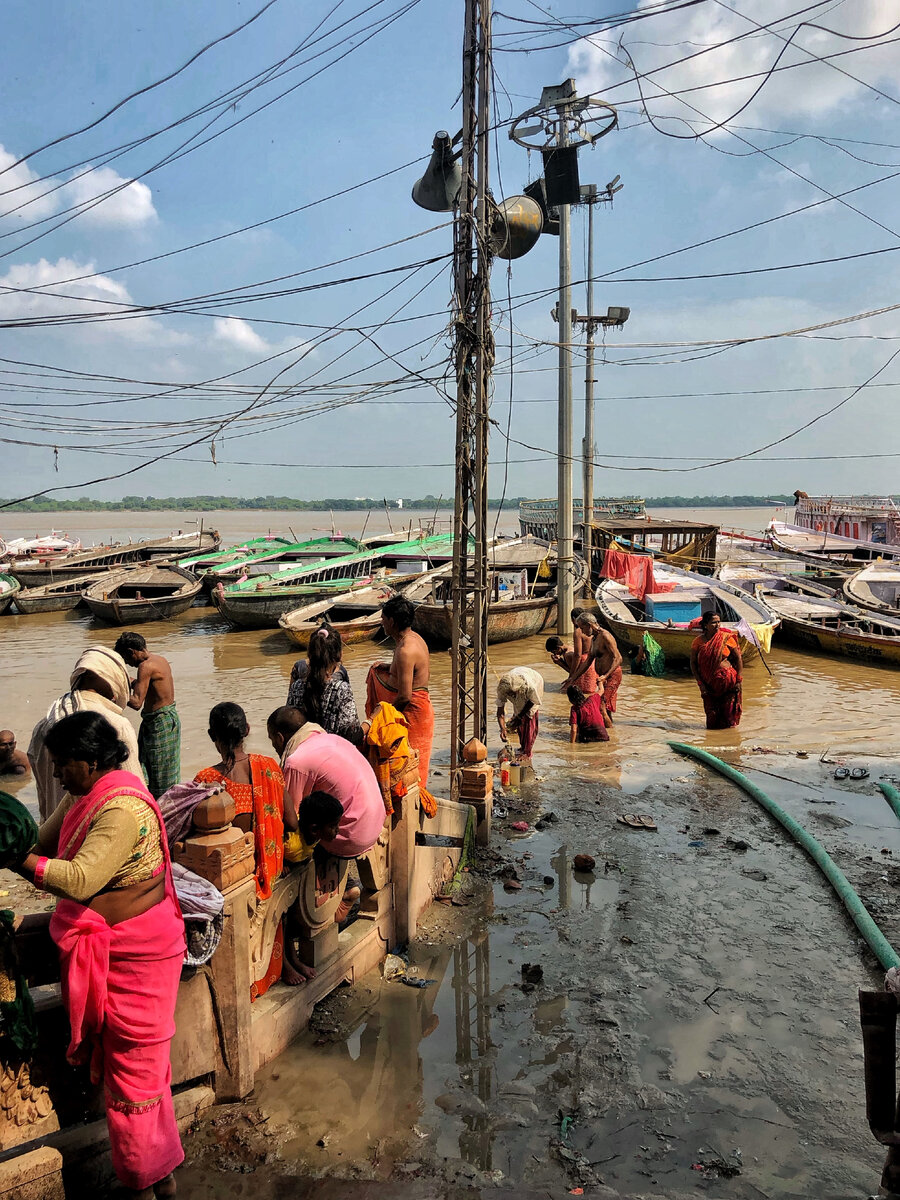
top-left (450, 0), bottom-right (493, 788)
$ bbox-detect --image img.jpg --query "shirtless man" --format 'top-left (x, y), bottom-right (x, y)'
top-left (366, 595), bottom-right (435, 784)
top-left (115, 632), bottom-right (181, 798)
top-left (545, 635), bottom-right (598, 694)
top-left (0, 731), bottom-right (30, 778)
top-left (564, 612), bottom-right (623, 726)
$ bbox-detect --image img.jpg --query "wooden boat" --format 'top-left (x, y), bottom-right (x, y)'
top-left (400, 537), bottom-right (582, 646)
top-left (13, 573), bottom-right (104, 615)
top-left (0, 574), bottom-right (20, 615)
top-left (719, 562), bottom-right (900, 666)
top-left (843, 562), bottom-right (900, 618)
top-left (82, 565), bottom-right (202, 624)
top-left (198, 536), bottom-right (364, 595)
top-left (9, 529), bottom-right (220, 589)
top-left (178, 535), bottom-right (295, 573)
top-left (215, 533), bottom-right (456, 629)
top-left (595, 561), bottom-right (778, 664)
top-left (278, 584), bottom-right (394, 648)
top-left (2, 531), bottom-right (82, 559)
top-left (767, 520), bottom-right (900, 562)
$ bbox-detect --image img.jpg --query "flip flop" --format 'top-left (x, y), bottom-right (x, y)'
top-left (850, 767), bottom-right (870, 780)
top-left (617, 813), bottom-right (658, 831)
top-left (833, 767), bottom-right (850, 780)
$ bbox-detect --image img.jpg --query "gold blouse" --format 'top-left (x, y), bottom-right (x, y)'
top-left (37, 791), bottom-right (164, 902)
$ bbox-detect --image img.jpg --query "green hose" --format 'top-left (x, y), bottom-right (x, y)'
top-left (669, 741), bottom-right (900, 971)
top-left (878, 781), bottom-right (900, 826)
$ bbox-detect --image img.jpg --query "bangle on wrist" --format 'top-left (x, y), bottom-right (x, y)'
top-left (33, 857), bottom-right (49, 889)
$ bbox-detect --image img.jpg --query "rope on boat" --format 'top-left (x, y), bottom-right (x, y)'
top-left (669, 741), bottom-right (900, 971)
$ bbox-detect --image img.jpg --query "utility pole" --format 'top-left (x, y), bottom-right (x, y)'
top-left (510, 81), bottom-right (617, 636)
top-left (572, 176), bottom-right (626, 586)
top-left (449, 0), bottom-right (492, 783)
top-left (556, 115), bottom-right (575, 638)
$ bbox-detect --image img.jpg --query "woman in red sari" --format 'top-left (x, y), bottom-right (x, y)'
top-left (14, 710), bottom-right (185, 1200)
top-left (690, 612), bottom-right (743, 730)
top-left (194, 703), bottom-right (287, 999)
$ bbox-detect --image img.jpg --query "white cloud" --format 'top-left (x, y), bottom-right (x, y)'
top-left (0, 256), bottom-right (188, 345)
top-left (63, 166), bottom-right (156, 227)
top-left (213, 317), bottom-right (269, 353)
top-left (0, 143), bottom-right (156, 228)
top-left (0, 146), bottom-right (59, 220)
top-left (568, 1), bottom-right (900, 131)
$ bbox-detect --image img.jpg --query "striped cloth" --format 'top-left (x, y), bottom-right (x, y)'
top-left (139, 704), bottom-right (181, 799)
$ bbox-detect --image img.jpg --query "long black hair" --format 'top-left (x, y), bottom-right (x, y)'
top-left (44, 711), bottom-right (129, 771)
top-left (207, 702), bottom-right (249, 772)
top-left (304, 624), bottom-right (343, 725)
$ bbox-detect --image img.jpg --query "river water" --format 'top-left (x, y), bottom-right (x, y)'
top-left (1, 503), bottom-right (896, 811)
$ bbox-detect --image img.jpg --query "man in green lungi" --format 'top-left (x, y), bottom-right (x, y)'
top-left (114, 632), bottom-right (181, 798)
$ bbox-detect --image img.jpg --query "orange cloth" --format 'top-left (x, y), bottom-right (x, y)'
top-left (600, 548), bottom-right (677, 603)
top-left (194, 754), bottom-right (285, 1001)
top-left (365, 663), bottom-right (434, 786)
top-left (602, 665), bottom-right (623, 714)
top-left (365, 701), bottom-right (437, 818)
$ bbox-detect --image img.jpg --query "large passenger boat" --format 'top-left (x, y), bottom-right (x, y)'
top-left (770, 494), bottom-right (900, 558)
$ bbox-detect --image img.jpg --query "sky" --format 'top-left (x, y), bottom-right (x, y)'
top-left (1, 0), bottom-right (900, 504)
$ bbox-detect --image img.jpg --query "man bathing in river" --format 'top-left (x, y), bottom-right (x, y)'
top-left (366, 596), bottom-right (434, 784)
top-left (564, 612), bottom-right (623, 727)
top-left (546, 635), bottom-right (598, 695)
top-left (0, 731), bottom-right (29, 777)
top-left (115, 633), bottom-right (181, 799)
top-left (496, 667), bottom-right (544, 761)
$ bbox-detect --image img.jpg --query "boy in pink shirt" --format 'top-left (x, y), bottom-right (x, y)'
top-left (267, 706), bottom-right (386, 858)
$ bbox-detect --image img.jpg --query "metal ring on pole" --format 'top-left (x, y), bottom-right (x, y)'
top-left (509, 95), bottom-right (618, 152)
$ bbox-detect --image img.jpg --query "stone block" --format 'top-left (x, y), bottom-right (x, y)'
top-left (174, 826), bottom-right (254, 891)
top-left (0, 1146), bottom-right (63, 1200)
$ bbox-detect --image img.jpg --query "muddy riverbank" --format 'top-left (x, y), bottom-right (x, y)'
top-left (178, 736), bottom-right (900, 1198)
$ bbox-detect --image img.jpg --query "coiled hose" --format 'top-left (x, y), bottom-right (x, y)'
top-left (669, 741), bottom-right (900, 971)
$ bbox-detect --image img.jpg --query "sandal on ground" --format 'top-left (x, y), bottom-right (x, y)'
top-left (850, 767), bottom-right (870, 780)
top-left (833, 767), bottom-right (850, 780)
top-left (616, 813), bottom-right (657, 830)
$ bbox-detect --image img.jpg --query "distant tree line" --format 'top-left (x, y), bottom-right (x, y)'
top-left (0, 492), bottom-right (826, 514)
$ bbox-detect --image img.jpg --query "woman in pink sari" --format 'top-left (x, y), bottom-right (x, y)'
top-left (14, 711), bottom-right (185, 1200)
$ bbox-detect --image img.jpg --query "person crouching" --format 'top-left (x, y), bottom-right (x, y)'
top-left (567, 684), bottom-right (609, 744)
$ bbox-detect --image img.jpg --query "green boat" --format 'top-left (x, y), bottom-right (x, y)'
top-left (178, 535), bottom-right (295, 571)
top-left (196, 536), bottom-right (364, 597)
top-left (213, 533), bottom-right (456, 629)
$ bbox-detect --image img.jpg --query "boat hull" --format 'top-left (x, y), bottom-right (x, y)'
top-left (0, 575), bottom-right (20, 615)
top-left (82, 565), bottom-right (202, 625)
top-left (412, 596), bottom-right (559, 647)
top-left (777, 616), bottom-right (900, 666)
top-left (83, 591), bottom-right (199, 625)
top-left (15, 591), bottom-right (85, 615)
top-left (282, 613), bottom-right (384, 648)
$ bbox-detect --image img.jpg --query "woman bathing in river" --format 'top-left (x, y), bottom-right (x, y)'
top-left (12, 711), bottom-right (185, 1200)
top-left (690, 611), bottom-right (743, 730)
top-left (287, 624), bottom-right (364, 748)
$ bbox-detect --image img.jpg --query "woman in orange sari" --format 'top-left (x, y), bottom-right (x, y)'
top-left (690, 612), bottom-right (743, 730)
top-left (194, 703), bottom-right (286, 1000)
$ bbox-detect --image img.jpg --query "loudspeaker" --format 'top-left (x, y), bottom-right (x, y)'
top-left (411, 131), bottom-right (462, 212)
top-left (492, 196), bottom-right (543, 260)
top-left (542, 145), bottom-right (581, 207)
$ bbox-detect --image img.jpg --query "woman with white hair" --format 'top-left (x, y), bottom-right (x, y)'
top-left (28, 645), bottom-right (141, 819)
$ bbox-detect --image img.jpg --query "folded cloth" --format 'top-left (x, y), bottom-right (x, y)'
top-left (157, 781), bottom-right (222, 849)
top-left (365, 702), bottom-right (437, 818)
top-left (170, 863), bottom-right (225, 968)
top-left (0, 791), bottom-right (38, 869)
